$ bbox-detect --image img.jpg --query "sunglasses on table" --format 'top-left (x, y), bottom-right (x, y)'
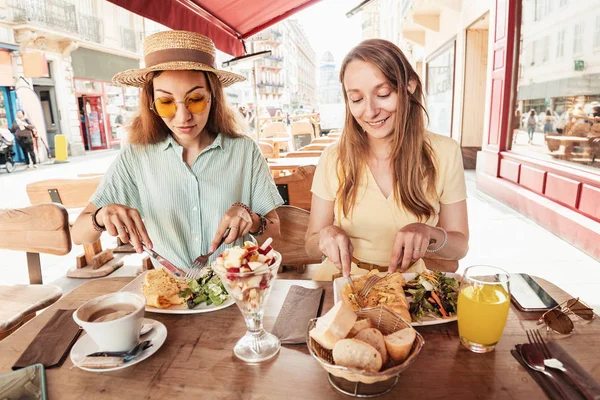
top-left (150, 93), bottom-right (210, 118)
top-left (537, 297), bottom-right (595, 334)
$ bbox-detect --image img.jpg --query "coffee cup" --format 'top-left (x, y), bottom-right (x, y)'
top-left (73, 292), bottom-right (146, 352)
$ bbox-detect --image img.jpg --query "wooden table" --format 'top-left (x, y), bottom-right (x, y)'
top-left (268, 157), bottom-right (321, 172)
top-left (545, 135), bottom-right (591, 160)
top-left (263, 136), bottom-right (292, 158)
top-left (1, 277), bottom-right (598, 399)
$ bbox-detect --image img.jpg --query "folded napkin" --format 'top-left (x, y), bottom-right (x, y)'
top-left (271, 285), bottom-right (324, 344)
top-left (512, 342), bottom-right (600, 400)
top-left (13, 309), bottom-right (82, 370)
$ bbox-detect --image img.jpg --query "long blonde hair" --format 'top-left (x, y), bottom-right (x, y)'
top-left (128, 71), bottom-right (243, 145)
top-left (337, 39), bottom-right (437, 221)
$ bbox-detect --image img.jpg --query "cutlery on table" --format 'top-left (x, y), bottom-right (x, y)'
top-left (143, 245), bottom-right (185, 277)
top-left (357, 242), bottom-right (439, 300)
top-left (527, 329), bottom-right (594, 400)
top-left (520, 342), bottom-right (570, 399)
top-left (86, 340), bottom-right (152, 362)
top-left (185, 228), bottom-right (230, 280)
top-left (140, 323), bottom-right (153, 336)
top-left (346, 275), bottom-right (364, 308)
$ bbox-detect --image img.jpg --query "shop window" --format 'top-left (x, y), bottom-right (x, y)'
top-left (556, 29), bottom-right (566, 58)
top-left (426, 40), bottom-right (455, 137)
top-left (573, 22), bottom-right (584, 54)
top-left (594, 16), bottom-right (600, 49)
top-left (512, 0), bottom-right (600, 174)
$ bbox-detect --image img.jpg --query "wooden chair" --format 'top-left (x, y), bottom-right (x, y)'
top-left (26, 177), bottom-right (125, 279)
top-left (262, 121), bottom-right (286, 139)
top-left (311, 137), bottom-right (336, 145)
top-left (291, 121), bottom-right (314, 150)
top-left (0, 204), bottom-right (70, 339)
top-left (274, 165), bottom-right (316, 211)
top-left (284, 151), bottom-right (323, 158)
top-left (300, 143), bottom-right (328, 151)
top-left (273, 205), bottom-right (322, 274)
top-left (258, 141), bottom-right (275, 159)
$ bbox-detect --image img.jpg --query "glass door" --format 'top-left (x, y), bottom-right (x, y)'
top-left (83, 95), bottom-right (107, 150)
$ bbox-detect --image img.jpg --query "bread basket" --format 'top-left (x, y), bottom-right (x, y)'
top-left (306, 306), bottom-right (424, 388)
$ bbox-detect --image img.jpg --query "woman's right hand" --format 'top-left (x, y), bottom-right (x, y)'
top-left (318, 225), bottom-right (354, 277)
top-left (96, 204), bottom-right (152, 253)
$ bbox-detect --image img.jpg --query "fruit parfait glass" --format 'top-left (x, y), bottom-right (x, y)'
top-left (212, 238), bottom-right (282, 363)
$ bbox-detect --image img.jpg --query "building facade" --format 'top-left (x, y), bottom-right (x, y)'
top-left (361, 0), bottom-right (380, 40)
top-left (477, 0), bottom-right (600, 260)
top-left (398, 0), bottom-right (491, 170)
top-left (226, 19), bottom-right (317, 115)
top-left (0, 0), bottom-right (150, 158)
top-left (317, 51), bottom-right (342, 104)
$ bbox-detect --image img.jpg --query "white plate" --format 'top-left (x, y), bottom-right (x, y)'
top-left (119, 271), bottom-right (235, 314)
top-left (333, 272), bottom-right (461, 326)
top-left (70, 318), bottom-right (167, 372)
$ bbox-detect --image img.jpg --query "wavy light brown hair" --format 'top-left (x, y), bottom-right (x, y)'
top-left (337, 39), bottom-right (437, 221)
top-left (128, 71), bottom-right (243, 145)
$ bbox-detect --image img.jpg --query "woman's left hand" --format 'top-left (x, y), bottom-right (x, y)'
top-left (389, 223), bottom-right (434, 273)
top-left (210, 204), bottom-right (254, 252)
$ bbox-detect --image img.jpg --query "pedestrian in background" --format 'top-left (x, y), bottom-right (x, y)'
top-left (10, 109), bottom-right (37, 169)
top-left (512, 109), bottom-right (521, 144)
top-left (526, 109), bottom-right (537, 144)
top-left (543, 109), bottom-right (555, 135)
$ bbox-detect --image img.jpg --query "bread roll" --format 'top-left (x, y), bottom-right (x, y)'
top-left (332, 339), bottom-right (382, 372)
top-left (348, 318), bottom-right (373, 338)
top-left (309, 301), bottom-right (357, 350)
top-left (384, 328), bottom-right (416, 362)
top-left (354, 328), bottom-right (388, 365)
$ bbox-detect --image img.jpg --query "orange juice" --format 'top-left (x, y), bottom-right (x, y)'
top-left (457, 284), bottom-right (510, 347)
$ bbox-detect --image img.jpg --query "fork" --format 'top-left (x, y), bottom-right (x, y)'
top-left (527, 329), bottom-right (594, 400)
top-left (519, 342), bottom-right (570, 399)
top-left (346, 276), bottom-right (364, 308)
top-left (185, 228), bottom-right (230, 280)
top-left (357, 273), bottom-right (387, 301)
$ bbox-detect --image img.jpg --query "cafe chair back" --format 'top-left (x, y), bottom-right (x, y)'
top-left (0, 204), bottom-right (69, 339)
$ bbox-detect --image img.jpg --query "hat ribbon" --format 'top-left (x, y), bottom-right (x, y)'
top-left (145, 48), bottom-right (216, 69)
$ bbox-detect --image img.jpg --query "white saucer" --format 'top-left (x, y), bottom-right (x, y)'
top-left (70, 318), bottom-right (167, 372)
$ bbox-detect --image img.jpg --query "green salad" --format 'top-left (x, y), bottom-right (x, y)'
top-left (179, 268), bottom-right (229, 309)
top-left (404, 270), bottom-right (459, 321)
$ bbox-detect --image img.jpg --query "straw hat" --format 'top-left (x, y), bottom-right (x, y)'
top-left (112, 30), bottom-right (245, 87)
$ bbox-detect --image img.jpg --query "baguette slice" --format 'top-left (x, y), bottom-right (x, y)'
top-left (332, 339), bottom-right (382, 372)
top-left (384, 328), bottom-right (416, 362)
top-left (354, 327), bottom-right (388, 365)
top-left (347, 318), bottom-right (373, 338)
top-left (309, 301), bottom-right (357, 350)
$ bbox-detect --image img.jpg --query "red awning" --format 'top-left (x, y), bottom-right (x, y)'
top-left (108, 0), bottom-right (323, 56)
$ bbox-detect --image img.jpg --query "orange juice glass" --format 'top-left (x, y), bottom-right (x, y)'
top-left (457, 265), bottom-right (510, 353)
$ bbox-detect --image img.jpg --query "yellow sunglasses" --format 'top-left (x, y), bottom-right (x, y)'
top-left (150, 93), bottom-right (210, 118)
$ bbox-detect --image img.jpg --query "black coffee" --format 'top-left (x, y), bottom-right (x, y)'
top-left (88, 304), bottom-right (137, 323)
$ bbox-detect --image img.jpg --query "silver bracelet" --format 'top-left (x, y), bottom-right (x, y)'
top-left (426, 227), bottom-right (448, 253)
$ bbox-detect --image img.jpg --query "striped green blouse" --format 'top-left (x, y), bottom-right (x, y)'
top-left (91, 134), bottom-right (284, 270)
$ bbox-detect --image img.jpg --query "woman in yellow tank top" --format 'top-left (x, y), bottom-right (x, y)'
top-left (305, 39), bottom-right (469, 280)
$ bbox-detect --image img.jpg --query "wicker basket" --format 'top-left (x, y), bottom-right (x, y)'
top-left (306, 306), bottom-right (424, 385)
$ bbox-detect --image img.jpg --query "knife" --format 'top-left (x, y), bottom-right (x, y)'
top-left (142, 245), bottom-right (185, 277)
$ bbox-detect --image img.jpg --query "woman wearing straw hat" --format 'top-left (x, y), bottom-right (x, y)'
top-left (72, 30), bottom-right (284, 270)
